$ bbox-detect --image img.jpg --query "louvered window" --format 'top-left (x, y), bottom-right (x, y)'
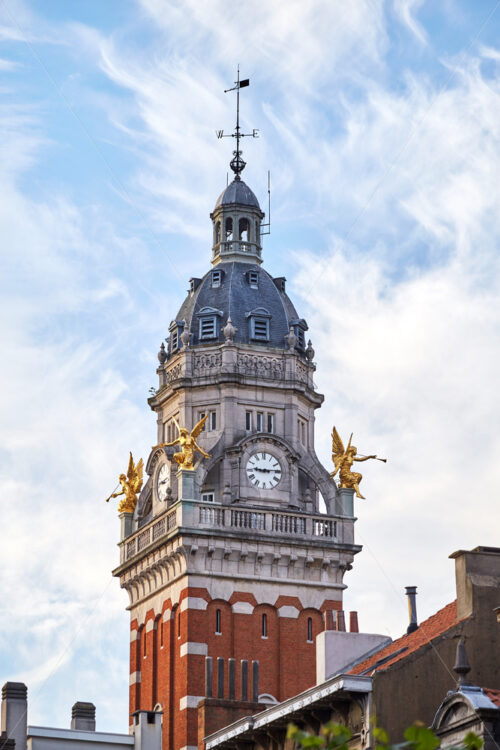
top-left (212, 270), bottom-right (222, 288)
top-left (248, 271), bottom-right (259, 287)
top-left (171, 329), bottom-right (178, 351)
top-left (199, 316), bottom-right (217, 340)
top-left (251, 317), bottom-right (269, 341)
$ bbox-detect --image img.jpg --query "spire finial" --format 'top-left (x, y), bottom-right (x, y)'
top-left (453, 637), bottom-right (471, 687)
top-left (217, 67), bottom-right (259, 181)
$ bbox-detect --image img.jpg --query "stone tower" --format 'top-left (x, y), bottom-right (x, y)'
top-left (112, 161), bottom-right (361, 750)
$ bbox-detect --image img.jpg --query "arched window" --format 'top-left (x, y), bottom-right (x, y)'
top-left (255, 220), bottom-right (259, 239)
top-left (177, 610), bottom-right (181, 639)
top-left (239, 218), bottom-right (249, 241)
top-left (225, 217), bottom-right (233, 240)
top-left (215, 608), bottom-right (222, 634)
top-left (215, 221), bottom-right (221, 243)
top-left (143, 628), bottom-right (147, 658)
top-left (307, 617), bottom-right (313, 642)
top-left (159, 617), bottom-right (164, 648)
top-left (262, 613), bottom-right (268, 638)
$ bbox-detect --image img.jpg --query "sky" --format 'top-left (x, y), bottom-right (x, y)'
top-left (1, 0), bottom-right (500, 735)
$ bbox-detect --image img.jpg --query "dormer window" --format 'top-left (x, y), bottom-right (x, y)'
top-left (251, 317), bottom-right (269, 341)
top-left (199, 316), bottom-right (217, 340)
top-left (211, 270), bottom-right (222, 288)
top-left (273, 277), bottom-right (286, 293)
top-left (290, 319), bottom-right (308, 350)
top-left (247, 307), bottom-right (271, 343)
top-left (196, 306), bottom-right (223, 342)
top-left (248, 271), bottom-right (259, 288)
top-left (190, 278), bottom-right (202, 294)
top-left (170, 329), bottom-right (179, 351)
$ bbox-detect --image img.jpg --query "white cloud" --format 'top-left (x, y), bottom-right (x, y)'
top-left (394, 0), bottom-right (428, 44)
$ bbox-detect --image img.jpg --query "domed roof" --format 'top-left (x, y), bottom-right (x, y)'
top-left (173, 262), bottom-right (306, 352)
top-left (215, 179), bottom-right (261, 210)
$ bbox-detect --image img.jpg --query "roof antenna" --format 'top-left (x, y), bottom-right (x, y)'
top-left (260, 171), bottom-right (271, 237)
top-left (216, 66), bottom-right (259, 181)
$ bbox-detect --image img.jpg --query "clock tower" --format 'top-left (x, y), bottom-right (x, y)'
top-left (112, 88), bottom-right (361, 750)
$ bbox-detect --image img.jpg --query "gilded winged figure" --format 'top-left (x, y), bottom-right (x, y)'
top-left (330, 426), bottom-right (379, 499)
top-left (106, 452), bottom-right (144, 513)
top-left (153, 415), bottom-right (211, 471)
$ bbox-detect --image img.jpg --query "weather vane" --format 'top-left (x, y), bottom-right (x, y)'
top-left (216, 66), bottom-right (259, 180)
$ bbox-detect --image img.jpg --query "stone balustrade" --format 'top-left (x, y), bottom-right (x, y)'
top-left (121, 500), bottom-right (339, 563)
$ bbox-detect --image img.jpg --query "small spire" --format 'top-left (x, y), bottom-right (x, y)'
top-left (453, 637), bottom-right (471, 687)
top-left (219, 67), bottom-right (258, 181)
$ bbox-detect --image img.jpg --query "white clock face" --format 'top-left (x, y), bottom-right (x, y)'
top-left (246, 452), bottom-right (282, 489)
top-left (156, 463), bottom-right (170, 501)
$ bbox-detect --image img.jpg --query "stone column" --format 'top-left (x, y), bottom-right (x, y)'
top-left (177, 469), bottom-right (196, 501)
top-left (338, 488), bottom-right (354, 517)
top-left (120, 512), bottom-right (134, 541)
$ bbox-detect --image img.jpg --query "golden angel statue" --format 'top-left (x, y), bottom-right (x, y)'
top-left (106, 452), bottom-right (144, 513)
top-left (330, 426), bottom-right (384, 499)
top-left (152, 415), bottom-right (211, 471)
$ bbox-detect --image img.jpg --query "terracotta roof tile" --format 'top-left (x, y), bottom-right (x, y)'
top-left (350, 601), bottom-right (460, 675)
top-left (483, 688), bottom-right (500, 708)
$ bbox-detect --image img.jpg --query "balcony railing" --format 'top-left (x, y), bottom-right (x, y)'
top-left (120, 501), bottom-right (339, 563)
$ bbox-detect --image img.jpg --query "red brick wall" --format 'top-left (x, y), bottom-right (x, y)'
top-left (130, 585), bottom-right (341, 750)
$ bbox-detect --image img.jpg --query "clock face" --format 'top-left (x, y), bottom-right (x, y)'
top-left (156, 463), bottom-right (170, 501)
top-left (246, 452), bottom-right (282, 489)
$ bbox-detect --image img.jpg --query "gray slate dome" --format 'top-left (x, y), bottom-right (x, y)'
top-left (172, 262), bottom-right (306, 352)
top-left (215, 180), bottom-right (261, 210)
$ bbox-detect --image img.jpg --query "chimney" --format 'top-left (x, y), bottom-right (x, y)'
top-left (405, 586), bottom-right (418, 634)
top-left (1, 683), bottom-right (27, 750)
top-left (349, 611), bottom-right (359, 633)
top-left (71, 702), bottom-right (96, 731)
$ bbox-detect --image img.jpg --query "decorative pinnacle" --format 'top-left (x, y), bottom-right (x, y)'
top-left (217, 66), bottom-right (259, 181)
top-left (453, 637), bottom-right (471, 687)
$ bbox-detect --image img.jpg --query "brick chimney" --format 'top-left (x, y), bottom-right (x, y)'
top-left (450, 546), bottom-right (500, 620)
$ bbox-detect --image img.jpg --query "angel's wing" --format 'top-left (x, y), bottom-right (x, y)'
top-left (126, 452), bottom-right (134, 480)
top-left (132, 458), bottom-right (144, 494)
top-left (331, 426), bottom-right (345, 475)
top-left (331, 427), bottom-right (345, 457)
top-left (191, 413), bottom-right (209, 439)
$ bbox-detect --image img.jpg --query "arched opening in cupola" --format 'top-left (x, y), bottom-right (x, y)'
top-left (215, 220), bottom-right (221, 244)
top-left (225, 217), bottom-right (233, 240)
top-left (239, 217), bottom-right (250, 242)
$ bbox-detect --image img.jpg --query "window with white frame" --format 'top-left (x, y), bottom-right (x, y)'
top-left (267, 413), bottom-right (275, 433)
top-left (245, 411), bottom-right (252, 432)
top-left (209, 411), bottom-right (217, 431)
top-left (199, 316), bottom-right (217, 340)
top-left (199, 412), bottom-right (206, 431)
top-left (202, 492), bottom-right (214, 503)
top-left (256, 412), bottom-right (263, 432)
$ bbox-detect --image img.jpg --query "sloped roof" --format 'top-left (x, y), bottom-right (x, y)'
top-left (350, 601), bottom-right (460, 675)
top-left (483, 688), bottom-right (500, 708)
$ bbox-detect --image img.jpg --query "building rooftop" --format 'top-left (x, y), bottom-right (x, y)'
top-left (350, 600), bottom-right (460, 675)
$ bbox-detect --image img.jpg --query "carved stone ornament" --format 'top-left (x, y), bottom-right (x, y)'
top-left (305, 339), bottom-right (315, 361)
top-left (285, 326), bottom-right (297, 350)
top-left (180, 323), bottom-right (190, 349)
top-left (158, 342), bottom-right (167, 364)
top-left (222, 316), bottom-right (237, 343)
